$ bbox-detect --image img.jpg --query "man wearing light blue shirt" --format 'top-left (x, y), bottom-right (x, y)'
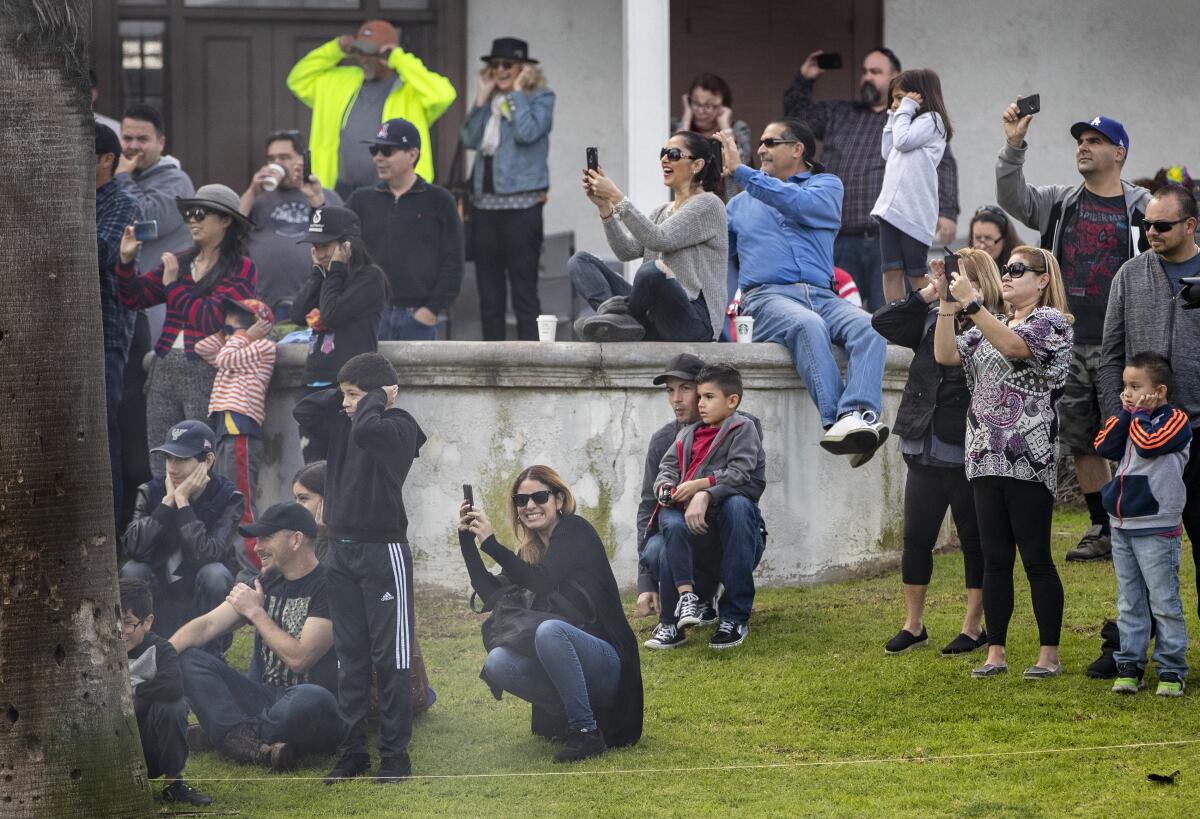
top-left (718, 119), bottom-right (888, 467)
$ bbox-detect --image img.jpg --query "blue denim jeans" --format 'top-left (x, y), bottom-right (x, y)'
top-left (120, 560), bottom-right (234, 655)
top-left (179, 648), bottom-right (346, 754)
top-left (482, 620), bottom-right (620, 733)
top-left (379, 306), bottom-right (438, 341)
top-left (641, 533), bottom-right (720, 601)
top-left (743, 282), bottom-right (886, 427)
top-left (568, 251), bottom-right (712, 341)
top-left (657, 495), bottom-right (764, 626)
top-left (834, 232), bottom-right (883, 311)
top-left (1112, 528), bottom-right (1189, 677)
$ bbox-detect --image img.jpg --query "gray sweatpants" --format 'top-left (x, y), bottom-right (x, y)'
top-left (145, 350), bottom-right (216, 477)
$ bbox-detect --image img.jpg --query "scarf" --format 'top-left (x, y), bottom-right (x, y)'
top-left (480, 94), bottom-right (511, 156)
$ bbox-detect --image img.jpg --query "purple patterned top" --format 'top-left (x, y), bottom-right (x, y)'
top-left (956, 307), bottom-right (1073, 493)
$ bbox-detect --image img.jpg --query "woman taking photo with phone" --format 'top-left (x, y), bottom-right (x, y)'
top-left (934, 245), bottom-right (1073, 680)
top-left (567, 132), bottom-right (727, 342)
top-left (116, 183), bottom-right (257, 477)
top-left (458, 466), bottom-right (642, 763)
top-left (873, 248), bottom-right (1004, 657)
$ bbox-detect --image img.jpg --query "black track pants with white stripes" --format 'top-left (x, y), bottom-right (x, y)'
top-left (327, 539), bottom-right (414, 761)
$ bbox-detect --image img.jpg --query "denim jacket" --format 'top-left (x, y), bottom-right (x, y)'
top-left (460, 88), bottom-right (555, 196)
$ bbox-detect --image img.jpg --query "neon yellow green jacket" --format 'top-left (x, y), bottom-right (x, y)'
top-left (287, 38), bottom-right (456, 186)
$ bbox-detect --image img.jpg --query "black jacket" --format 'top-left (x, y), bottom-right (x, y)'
top-left (346, 180), bottom-right (465, 313)
top-left (871, 292), bottom-right (970, 447)
top-left (122, 473), bottom-right (246, 576)
top-left (289, 260), bottom-right (386, 385)
top-left (461, 515), bottom-right (643, 748)
top-left (128, 631), bottom-right (183, 714)
top-left (293, 387), bottom-right (426, 542)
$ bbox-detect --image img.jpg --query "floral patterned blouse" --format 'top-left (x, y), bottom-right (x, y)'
top-left (956, 306), bottom-right (1073, 493)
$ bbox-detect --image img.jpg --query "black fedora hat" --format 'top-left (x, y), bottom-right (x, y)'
top-left (480, 36), bottom-right (537, 65)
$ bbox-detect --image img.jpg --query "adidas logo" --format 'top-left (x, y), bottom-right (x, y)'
top-left (380, 591), bottom-right (395, 602)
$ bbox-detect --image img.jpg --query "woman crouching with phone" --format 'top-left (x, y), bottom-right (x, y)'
top-left (458, 466), bottom-right (642, 762)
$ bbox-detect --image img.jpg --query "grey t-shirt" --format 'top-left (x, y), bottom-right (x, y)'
top-left (338, 78), bottom-right (393, 193)
top-left (1162, 252), bottom-right (1200, 294)
top-left (246, 187), bottom-right (343, 313)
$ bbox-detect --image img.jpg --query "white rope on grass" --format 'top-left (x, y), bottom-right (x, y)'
top-left (181, 738), bottom-right (1200, 782)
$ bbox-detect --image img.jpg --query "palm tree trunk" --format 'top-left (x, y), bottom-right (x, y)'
top-left (0, 2), bottom-right (155, 815)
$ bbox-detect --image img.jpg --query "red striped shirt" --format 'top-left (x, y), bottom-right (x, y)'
top-left (194, 332), bottom-right (276, 426)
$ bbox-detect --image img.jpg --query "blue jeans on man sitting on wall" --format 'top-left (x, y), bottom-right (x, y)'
top-left (379, 306), bottom-right (438, 341)
top-left (834, 231), bottom-right (883, 312)
top-left (482, 619), bottom-right (620, 733)
top-left (180, 648), bottom-right (346, 754)
top-left (743, 282), bottom-right (886, 429)
top-left (568, 251), bottom-right (712, 341)
top-left (120, 560), bottom-right (233, 655)
top-left (658, 495), bottom-right (764, 627)
top-left (1111, 528), bottom-right (1189, 678)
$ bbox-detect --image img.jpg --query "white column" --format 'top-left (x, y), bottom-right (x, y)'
top-left (621, 0), bottom-right (671, 277)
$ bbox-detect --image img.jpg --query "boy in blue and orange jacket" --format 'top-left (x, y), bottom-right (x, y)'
top-left (1094, 352), bottom-right (1192, 697)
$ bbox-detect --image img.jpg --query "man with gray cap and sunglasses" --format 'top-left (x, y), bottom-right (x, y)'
top-left (997, 106), bottom-right (1150, 563)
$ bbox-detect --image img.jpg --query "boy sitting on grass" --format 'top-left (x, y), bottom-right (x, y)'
top-left (293, 352), bottom-right (426, 784)
top-left (648, 363), bottom-right (766, 650)
top-left (1094, 352), bottom-right (1193, 696)
top-left (195, 297), bottom-right (277, 582)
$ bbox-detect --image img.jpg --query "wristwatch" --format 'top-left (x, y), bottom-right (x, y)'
top-left (959, 300), bottom-right (982, 317)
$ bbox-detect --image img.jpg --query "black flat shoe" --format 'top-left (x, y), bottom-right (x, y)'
top-left (940, 630), bottom-right (987, 656)
top-left (884, 627), bottom-right (928, 654)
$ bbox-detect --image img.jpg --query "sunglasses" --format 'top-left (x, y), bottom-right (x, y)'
top-left (1141, 217), bottom-right (1187, 233)
top-left (368, 145), bottom-right (399, 157)
top-left (512, 490), bottom-right (555, 507)
top-left (660, 147), bottom-right (696, 162)
top-left (489, 60), bottom-right (517, 70)
top-left (759, 138), bottom-right (799, 148)
top-left (1001, 262), bottom-right (1042, 279)
top-left (184, 206), bottom-right (211, 222)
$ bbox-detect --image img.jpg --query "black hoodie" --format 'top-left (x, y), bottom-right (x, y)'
top-left (293, 388), bottom-right (425, 542)
top-left (289, 260), bottom-right (386, 385)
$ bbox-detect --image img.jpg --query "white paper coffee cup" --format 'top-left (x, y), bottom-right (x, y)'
top-left (261, 163), bottom-right (287, 192)
top-left (536, 314), bottom-right (557, 342)
top-left (734, 315), bottom-right (755, 343)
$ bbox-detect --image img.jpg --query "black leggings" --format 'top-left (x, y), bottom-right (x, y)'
top-left (972, 476), bottom-right (1063, 647)
top-left (902, 460), bottom-right (983, 588)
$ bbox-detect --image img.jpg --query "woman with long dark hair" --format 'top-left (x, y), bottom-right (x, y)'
top-left (969, 205), bottom-right (1022, 267)
top-left (568, 131), bottom-right (728, 342)
top-left (117, 184), bottom-right (257, 476)
top-left (459, 465), bottom-right (642, 763)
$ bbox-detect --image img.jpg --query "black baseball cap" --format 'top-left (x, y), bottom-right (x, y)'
top-left (296, 206), bottom-right (361, 244)
top-left (238, 502), bottom-right (318, 539)
top-left (150, 420), bottom-right (216, 458)
top-left (363, 117), bottom-right (421, 149)
top-left (653, 353), bottom-right (705, 385)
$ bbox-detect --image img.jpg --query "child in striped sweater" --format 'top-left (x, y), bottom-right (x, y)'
top-left (195, 298), bottom-right (276, 580)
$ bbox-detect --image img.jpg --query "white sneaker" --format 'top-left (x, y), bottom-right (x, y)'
top-left (820, 410), bottom-right (879, 455)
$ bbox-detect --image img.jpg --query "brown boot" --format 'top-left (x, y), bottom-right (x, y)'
top-left (218, 723), bottom-right (296, 772)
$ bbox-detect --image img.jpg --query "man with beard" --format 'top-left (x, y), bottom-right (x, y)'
top-left (783, 47), bottom-right (959, 310)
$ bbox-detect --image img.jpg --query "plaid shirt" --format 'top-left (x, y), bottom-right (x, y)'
top-left (96, 180), bottom-right (141, 354)
top-left (784, 76), bottom-right (959, 232)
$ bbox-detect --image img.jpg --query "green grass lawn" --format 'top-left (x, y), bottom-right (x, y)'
top-left (172, 509), bottom-right (1200, 816)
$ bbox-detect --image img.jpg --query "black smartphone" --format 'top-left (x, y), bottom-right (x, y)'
top-left (586, 147), bottom-right (599, 173)
top-left (943, 252), bottom-right (960, 302)
top-left (1016, 93), bottom-right (1041, 117)
top-left (133, 220), bottom-right (158, 242)
top-left (816, 52), bottom-right (843, 70)
top-left (303, 149), bottom-right (312, 184)
top-left (462, 484), bottom-right (474, 508)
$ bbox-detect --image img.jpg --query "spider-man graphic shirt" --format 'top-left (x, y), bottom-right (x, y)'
top-left (1060, 190), bottom-right (1129, 343)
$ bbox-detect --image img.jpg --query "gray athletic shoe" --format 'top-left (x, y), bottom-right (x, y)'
top-left (1066, 525), bottom-right (1112, 561)
top-left (578, 313), bottom-right (646, 342)
top-left (595, 295), bottom-right (630, 315)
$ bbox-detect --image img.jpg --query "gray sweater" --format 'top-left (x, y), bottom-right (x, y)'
top-left (116, 159), bottom-right (196, 271)
top-left (1100, 248), bottom-right (1200, 424)
top-left (603, 191), bottom-right (728, 339)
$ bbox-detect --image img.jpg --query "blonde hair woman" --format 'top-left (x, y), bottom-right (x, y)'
top-left (934, 244), bottom-right (1074, 680)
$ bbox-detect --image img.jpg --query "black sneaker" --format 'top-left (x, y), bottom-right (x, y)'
top-left (697, 600), bottom-right (719, 626)
top-left (709, 620), bottom-right (748, 649)
top-left (675, 592), bottom-right (703, 628)
top-left (324, 753), bottom-right (372, 785)
top-left (375, 754), bottom-right (412, 784)
top-left (644, 622), bottom-right (686, 650)
top-left (884, 627), bottom-right (928, 654)
top-left (940, 630), bottom-right (987, 656)
top-left (1087, 650), bottom-right (1119, 679)
top-left (553, 727), bottom-right (607, 763)
top-left (162, 779), bottom-right (212, 806)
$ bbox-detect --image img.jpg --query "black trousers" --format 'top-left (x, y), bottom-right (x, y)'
top-left (327, 539), bottom-right (414, 761)
top-left (1183, 434), bottom-right (1200, 617)
top-left (902, 460), bottom-right (984, 588)
top-left (472, 204), bottom-right (544, 340)
top-left (972, 476), bottom-right (1063, 647)
top-left (138, 699), bottom-right (189, 780)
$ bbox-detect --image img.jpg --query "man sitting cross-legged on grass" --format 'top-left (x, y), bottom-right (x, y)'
top-left (647, 363), bottom-right (766, 650)
top-left (170, 502), bottom-right (345, 771)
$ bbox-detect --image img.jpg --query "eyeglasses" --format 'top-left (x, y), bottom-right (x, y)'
top-left (660, 148), bottom-right (696, 162)
top-left (488, 60), bottom-right (517, 70)
top-left (759, 138), bottom-right (799, 148)
top-left (1001, 262), bottom-right (1042, 279)
top-left (972, 234), bottom-right (1002, 246)
top-left (687, 98), bottom-right (720, 111)
top-left (184, 206), bottom-right (211, 222)
top-left (1141, 218), bottom-right (1187, 233)
top-left (512, 490), bottom-right (555, 507)
top-left (369, 145), bottom-right (399, 157)
top-left (121, 617), bottom-right (147, 632)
